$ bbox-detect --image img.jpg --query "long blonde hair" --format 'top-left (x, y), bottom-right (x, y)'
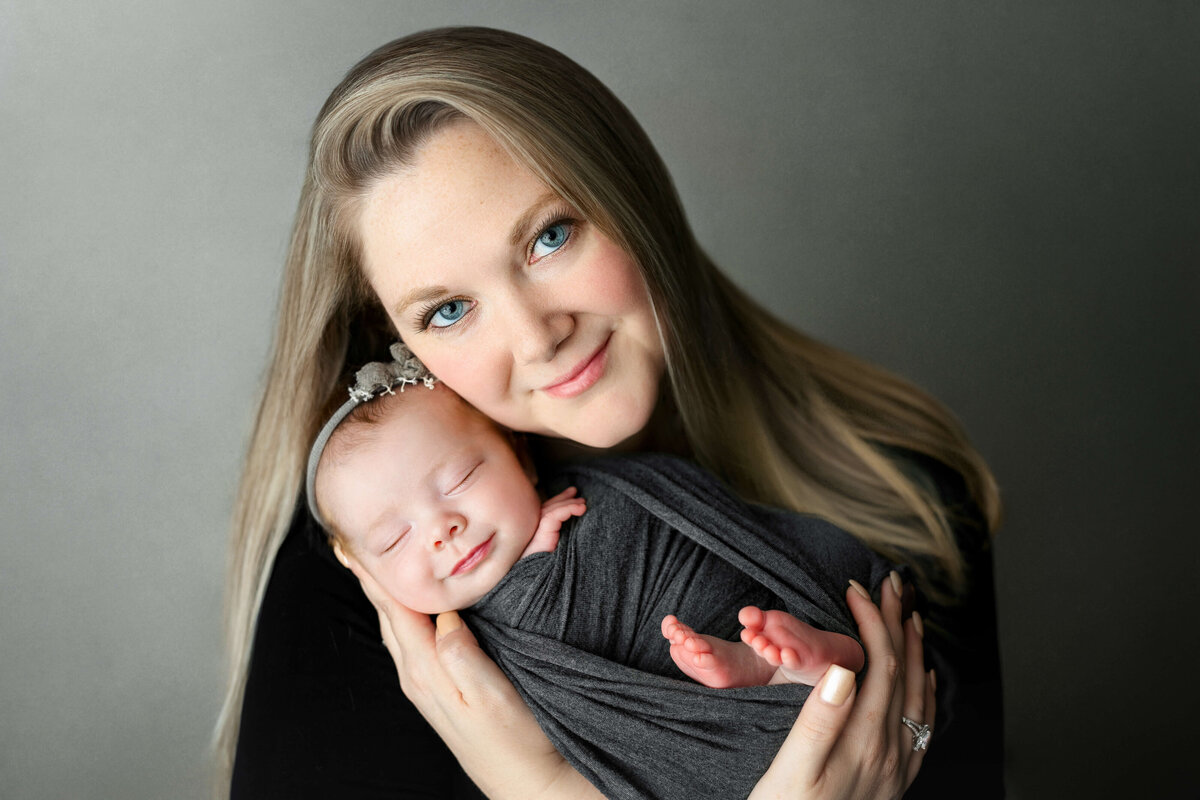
top-left (216, 25), bottom-right (1000, 787)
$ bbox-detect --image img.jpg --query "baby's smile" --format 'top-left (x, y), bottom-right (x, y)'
top-left (449, 535), bottom-right (494, 577)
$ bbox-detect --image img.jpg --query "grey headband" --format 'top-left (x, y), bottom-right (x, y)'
top-left (305, 342), bottom-right (437, 528)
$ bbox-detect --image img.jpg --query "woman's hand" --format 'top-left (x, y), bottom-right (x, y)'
top-left (748, 572), bottom-right (936, 800)
top-left (340, 551), bottom-right (604, 800)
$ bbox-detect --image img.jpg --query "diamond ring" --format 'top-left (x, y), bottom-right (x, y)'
top-left (900, 716), bottom-right (931, 751)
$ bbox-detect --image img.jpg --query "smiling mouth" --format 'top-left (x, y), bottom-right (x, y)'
top-left (542, 336), bottom-right (611, 399)
top-left (450, 536), bottom-right (493, 576)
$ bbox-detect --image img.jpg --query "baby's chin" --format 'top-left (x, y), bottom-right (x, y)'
top-left (400, 600), bottom-right (455, 615)
top-left (399, 589), bottom-right (492, 616)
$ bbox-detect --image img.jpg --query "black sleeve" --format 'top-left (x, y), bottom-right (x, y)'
top-left (231, 505), bottom-right (486, 800)
top-left (899, 452), bottom-right (1006, 800)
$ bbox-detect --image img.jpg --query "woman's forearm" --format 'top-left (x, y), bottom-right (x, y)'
top-left (464, 745), bottom-right (603, 800)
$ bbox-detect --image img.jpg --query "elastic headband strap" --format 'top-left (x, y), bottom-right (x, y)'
top-left (305, 342), bottom-right (436, 528)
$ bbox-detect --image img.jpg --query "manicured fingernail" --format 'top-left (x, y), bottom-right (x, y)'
top-left (889, 570), bottom-right (903, 598)
top-left (848, 579), bottom-right (870, 600)
top-left (820, 664), bottom-right (855, 705)
top-left (435, 611), bottom-right (462, 638)
top-left (912, 610), bottom-right (924, 638)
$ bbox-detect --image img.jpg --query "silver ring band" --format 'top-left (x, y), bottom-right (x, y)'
top-left (901, 716), bottom-right (931, 751)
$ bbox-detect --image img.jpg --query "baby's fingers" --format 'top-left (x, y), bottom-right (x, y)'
top-left (544, 497), bottom-right (586, 520)
top-left (540, 486), bottom-right (579, 506)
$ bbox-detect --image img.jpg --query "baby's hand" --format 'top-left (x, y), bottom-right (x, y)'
top-left (520, 487), bottom-right (586, 559)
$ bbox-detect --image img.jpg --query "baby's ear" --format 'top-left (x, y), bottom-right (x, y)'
top-left (332, 540), bottom-right (350, 569)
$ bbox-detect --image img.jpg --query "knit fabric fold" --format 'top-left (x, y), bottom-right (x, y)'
top-left (463, 454), bottom-right (895, 800)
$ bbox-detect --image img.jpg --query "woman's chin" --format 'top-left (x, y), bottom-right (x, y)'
top-left (572, 423), bottom-right (651, 452)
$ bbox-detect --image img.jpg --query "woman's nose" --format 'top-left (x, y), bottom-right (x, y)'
top-left (431, 513), bottom-right (467, 551)
top-left (506, 291), bottom-right (573, 365)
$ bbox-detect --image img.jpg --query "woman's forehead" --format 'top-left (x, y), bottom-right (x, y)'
top-left (357, 125), bottom-right (565, 302)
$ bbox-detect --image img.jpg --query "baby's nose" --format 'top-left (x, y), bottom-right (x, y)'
top-left (432, 516), bottom-right (466, 550)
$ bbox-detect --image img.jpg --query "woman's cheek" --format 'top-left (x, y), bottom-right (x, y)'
top-left (419, 347), bottom-right (508, 418)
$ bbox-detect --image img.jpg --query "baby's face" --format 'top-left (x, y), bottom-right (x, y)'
top-left (319, 385), bottom-right (542, 613)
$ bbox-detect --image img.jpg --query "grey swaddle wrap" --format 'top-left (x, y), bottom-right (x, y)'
top-left (462, 454), bottom-right (895, 799)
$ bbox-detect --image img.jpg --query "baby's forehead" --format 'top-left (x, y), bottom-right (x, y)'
top-left (334, 384), bottom-right (499, 457)
top-left (389, 383), bottom-right (497, 433)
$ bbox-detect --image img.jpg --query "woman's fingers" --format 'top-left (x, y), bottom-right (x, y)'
top-left (750, 581), bottom-right (931, 799)
top-left (844, 580), bottom-right (900, 726)
top-left (846, 578), bottom-right (911, 786)
top-left (748, 663), bottom-right (859, 796)
top-left (881, 571), bottom-right (906, 651)
top-left (337, 554), bottom-right (588, 798)
top-left (906, 669), bottom-right (936, 784)
top-left (339, 547), bottom-right (385, 608)
top-left (343, 559), bottom-right (518, 714)
top-left (341, 550), bottom-right (436, 677)
top-left (902, 612), bottom-right (927, 727)
top-left (433, 611), bottom-right (522, 712)
top-left (879, 573), bottom-right (910, 750)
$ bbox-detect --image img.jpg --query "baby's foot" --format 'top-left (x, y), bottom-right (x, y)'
top-left (661, 615), bottom-right (774, 688)
top-left (738, 606), bottom-right (865, 686)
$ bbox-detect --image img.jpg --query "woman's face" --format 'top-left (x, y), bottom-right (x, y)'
top-left (356, 120), bottom-right (665, 448)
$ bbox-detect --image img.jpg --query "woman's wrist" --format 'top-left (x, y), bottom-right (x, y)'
top-left (459, 736), bottom-right (601, 800)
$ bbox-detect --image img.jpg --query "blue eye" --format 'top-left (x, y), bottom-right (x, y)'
top-left (427, 299), bottom-right (471, 329)
top-left (531, 221), bottom-right (571, 260)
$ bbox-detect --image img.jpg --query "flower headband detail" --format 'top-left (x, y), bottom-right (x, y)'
top-left (305, 342), bottom-right (437, 529)
top-left (347, 342), bottom-right (437, 402)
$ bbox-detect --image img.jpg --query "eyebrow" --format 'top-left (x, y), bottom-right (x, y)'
top-left (509, 189), bottom-right (561, 247)
top-left (391, 189), bottom-right (563, 318)
top-left (393, 285), bottom-right (451, 317)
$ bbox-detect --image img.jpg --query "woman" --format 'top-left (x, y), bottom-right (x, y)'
top-left (219, 26), bottom-right (1003, 798)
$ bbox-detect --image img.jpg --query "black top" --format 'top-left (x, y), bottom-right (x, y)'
top-left (231, 454), bottom-right (1003, 799)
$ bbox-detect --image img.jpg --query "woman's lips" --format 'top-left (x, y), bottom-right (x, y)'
top-left (450, 536), bottom-right (493, 576)
top-left (542, 336), bottom-right (610, 399)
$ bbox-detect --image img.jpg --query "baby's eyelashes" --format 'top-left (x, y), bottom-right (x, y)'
top-left (380, 526), bottom-right (410, 555)
top-left (444, 462), bottom-right (482, 495)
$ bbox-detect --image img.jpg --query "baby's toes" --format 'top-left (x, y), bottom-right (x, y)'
top-left (778, 646), bottom-right (804, 671)
top-left (738, 605), bottom-right (766, 631)
top-left (745, 632), bottom-right (768, 656)
top-left (683, 634), bottom-right (713, 655)
top-left (748, 635), bottom-right (782, 666)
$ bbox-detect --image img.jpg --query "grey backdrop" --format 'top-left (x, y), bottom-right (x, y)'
top-left (2, 2), bottom-right (1196, 798)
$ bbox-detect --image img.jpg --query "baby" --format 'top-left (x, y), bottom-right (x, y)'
top-left (307, 348), bottom-right (866, 693)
